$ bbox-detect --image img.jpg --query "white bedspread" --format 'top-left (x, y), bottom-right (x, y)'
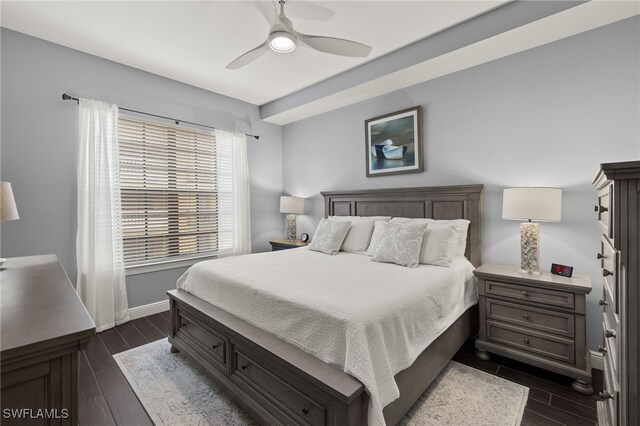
top-left (177, 248), bottom-right (477, 426)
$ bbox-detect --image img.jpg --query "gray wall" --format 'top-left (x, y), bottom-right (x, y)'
top-left (0, 28), bottom-right (284, 308)
top-left (282, 17), bottom-right (640, 350)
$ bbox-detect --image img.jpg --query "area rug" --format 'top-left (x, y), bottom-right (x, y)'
top-left (114, 339), bottom-right (529, 425)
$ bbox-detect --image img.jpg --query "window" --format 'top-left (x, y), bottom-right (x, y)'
top-left (118, 116), bottom-right (234, 269)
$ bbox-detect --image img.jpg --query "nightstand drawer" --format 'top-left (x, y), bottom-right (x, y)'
top-left (485, 280), bottom-right (575, 309)
top-left (487, 321), bottom-right (575, 364)
top-left (486, 299), bottom-right (575, 338)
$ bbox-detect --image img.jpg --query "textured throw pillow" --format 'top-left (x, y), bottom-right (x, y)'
top-left (372, 222), bottom-right (428, 268)
top-left (420, 224), bottom-right (459, 267)
top-left (365, 220), bottom-right (391, 256)
top-left (308, 219), bottom-right (351, 255)
top-left (329, 216), bottom-right (391, 253)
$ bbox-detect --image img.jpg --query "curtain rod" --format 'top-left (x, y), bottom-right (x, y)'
top-left (61, 93), bottom-right (259, 140)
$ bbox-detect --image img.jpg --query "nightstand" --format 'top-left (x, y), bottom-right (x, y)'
top-left (474, 263), bottom-right (593, 395)
top-left (269, 239), bottom-right (308, 251)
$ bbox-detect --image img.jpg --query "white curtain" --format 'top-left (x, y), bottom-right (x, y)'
top-left (215, 129), bottom-right (251, 256)
top-left (76, 99), bottom-right (130, 332)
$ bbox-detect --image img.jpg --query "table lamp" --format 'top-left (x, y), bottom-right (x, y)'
top-left (0, 182), bottom-right (20, 266)
top-left (502, 187), bottom-right (562, 274)
top-left (279, 196), bottom-right (304, 241)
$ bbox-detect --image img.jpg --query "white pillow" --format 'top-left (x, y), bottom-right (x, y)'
top-left (372, 222), bottom-right (428, 268)
top-left (330, 216), bottom-right (391, 253)
top-left (420, 224), bottom-right (459, 267)
top-left (308, 219), bottom-right (351, 255)
top-left (390, 217), bottom-right (470, 261)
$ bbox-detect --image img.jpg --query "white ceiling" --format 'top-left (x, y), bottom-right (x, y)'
top-left (0, 1), bottom-right (507, 106)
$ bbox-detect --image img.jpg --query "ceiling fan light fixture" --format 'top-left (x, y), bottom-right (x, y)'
top-left (268, 31), bottom-right (297, 53)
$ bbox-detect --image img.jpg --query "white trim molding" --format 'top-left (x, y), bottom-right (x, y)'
top-left (590, 350), bottom-right (604, 371)
top-left (128, 299), bottom-right (170, 320)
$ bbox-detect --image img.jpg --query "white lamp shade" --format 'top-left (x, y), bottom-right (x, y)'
top-left (279, 196), bottom-right (304, 214)
top-left (0, 182), bottom-right (19, 221)
top-left (502, 187), bottom-right (562, 222)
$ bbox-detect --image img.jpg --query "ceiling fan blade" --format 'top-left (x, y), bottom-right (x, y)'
top-left (241, 1), bottom-right (277, 25)
top-left (286, 1), bottom-right (335, 21)
top-left (226, 41), bottom-right (269, 70)
top-left (295, 32), bottom-right (371, 57)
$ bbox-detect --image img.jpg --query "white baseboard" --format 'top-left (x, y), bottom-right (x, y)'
top-left (128, 299), bottom-right (170, 320)
top-left (590, 350), bottom-right (604, 371)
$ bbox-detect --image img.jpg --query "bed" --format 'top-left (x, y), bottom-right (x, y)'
top-left (167, 184), bottom-right (485, 425)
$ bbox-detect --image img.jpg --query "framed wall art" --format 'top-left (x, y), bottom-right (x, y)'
top-left (365, 105), bottom-right (423, 177)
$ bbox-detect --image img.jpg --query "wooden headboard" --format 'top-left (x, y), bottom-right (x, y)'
top-left (321, 184), bottom-right (485, 267)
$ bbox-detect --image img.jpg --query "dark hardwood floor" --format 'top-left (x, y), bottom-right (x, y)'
top-left (79, 311), bottom-right (602, 425)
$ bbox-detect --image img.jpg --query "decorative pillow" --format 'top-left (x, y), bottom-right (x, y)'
top-left (420, 224), bottom-right (459, 267)
top-left (308, 219), bottom-right (351, 255)
top-left (329, 216), bottom-right (391, 253)
top-left (372, 222), bottom-right (428, 268)
top-left (365, 220), bottom-right (391, 256)
top-left (390, 217), bottom-right (470, 262)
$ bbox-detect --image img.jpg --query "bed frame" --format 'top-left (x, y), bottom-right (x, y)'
top-left (167, 184), bottom-right (485, 425)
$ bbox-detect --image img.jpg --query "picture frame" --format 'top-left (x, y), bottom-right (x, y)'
top-left (365, 105), bottom-right (423, 177)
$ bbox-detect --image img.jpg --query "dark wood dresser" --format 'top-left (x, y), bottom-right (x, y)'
top-left (1, 255), bottom-right (96, 425)
top-left (593, 161), bottom-right (640, 426)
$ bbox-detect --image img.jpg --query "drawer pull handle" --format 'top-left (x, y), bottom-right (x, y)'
top-left (594, 205), bottom-right (608, 213)
top-left (521, 291), bottom-right (528, 297)
top-left (605, 329), bottom-right (616, 338)
top-left (603, 269), bottom-right (613, 277)
top-left (597, 253), bottom-right (604, 260)
top-left (599, 299), bottom-right (608, 306)
top-left (302, 408), bottom-right (309, 415)
top-left (522, 314), bottom-right (529, 320)
top-left (599, 391), bottom-right (613, 400)
top-left (241, 364), bottom-right (248, 371)
top-left (598, 345), bottom-right (607, 354)
top-left (523, 338), bottom-right (530, 344)
top-left (212, 344), bottom-right (218, 350)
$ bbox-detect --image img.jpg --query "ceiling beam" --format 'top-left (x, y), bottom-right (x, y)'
top-left (260, 1), bottom-right (636, 125)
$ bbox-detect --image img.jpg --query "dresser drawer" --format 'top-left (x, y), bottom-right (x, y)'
top-left (603, 312), bottom-right (619, 378)
top-left (600, 236), bottom-right (618, 314)
top-left (231, 349), bottom-right (326, 426)
top-left (487, 321), bottom-right (575, 364)
top-left (601, 344), bottom-right (618, 426)
top-left (486, 299), bottom-right (575, 338)
top-left (596, 184), bottom-right (613, 240)
top-left (485, 280), bottom-right (574, 309)
top-left (176, 308), bottom-right (228, 373)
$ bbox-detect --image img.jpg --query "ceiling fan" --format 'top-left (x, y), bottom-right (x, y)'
top-left (226, 0), bottom-right (372, 70)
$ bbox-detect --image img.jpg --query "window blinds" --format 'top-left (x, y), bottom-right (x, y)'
top-left (118, 116), bottom-right (232, 266)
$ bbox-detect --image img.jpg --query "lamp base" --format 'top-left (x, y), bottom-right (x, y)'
top-left (285, 214), bottom-right (297, 241)
top-left (520, 222), bottom-right (540, 274)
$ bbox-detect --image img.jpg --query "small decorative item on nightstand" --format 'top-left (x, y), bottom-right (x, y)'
top-left (474, 263), bottom-right (593, 395)
top-left (269, 239), bottom-right (308, 251)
